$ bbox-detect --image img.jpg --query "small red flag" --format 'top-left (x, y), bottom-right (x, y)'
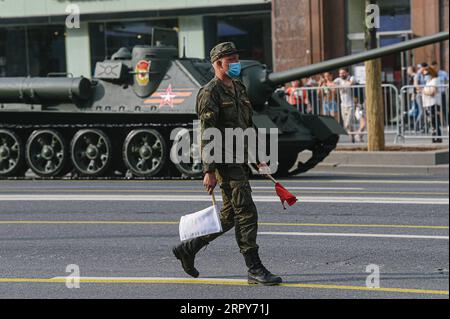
top-left (275, 182), bottom-right (298, 209)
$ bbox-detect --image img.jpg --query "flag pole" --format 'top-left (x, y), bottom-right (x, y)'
top-left (266, 174), bottom-right (278, 184)
top-left (250, 163), bottom-right (278, 184)
top-left (211, 191), bottom-right (216, 206)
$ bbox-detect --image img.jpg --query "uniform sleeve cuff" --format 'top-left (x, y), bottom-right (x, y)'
top-left (203, 164), bottom-right (216, 174)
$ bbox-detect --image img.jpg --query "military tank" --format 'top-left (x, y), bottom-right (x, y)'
top-left (0, 31), bottom-right (447, 179)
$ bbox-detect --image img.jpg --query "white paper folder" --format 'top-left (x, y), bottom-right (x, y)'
top-left (179, 204), bottom-right (223, 242)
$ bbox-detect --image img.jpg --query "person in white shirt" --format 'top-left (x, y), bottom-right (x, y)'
top-left (334, 68), bottom-right (356, 142)
top-left (420, 66), bottom-right (442, 143)
top-left (431, 61), bottom-right (449, 130)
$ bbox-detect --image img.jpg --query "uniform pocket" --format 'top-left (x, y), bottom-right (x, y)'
top-left (230, 180), bottom-right (253, 209)
top-left (240, 98), bottom-right (253, 127)
top-left (219, 100), bottom-right (237, 123)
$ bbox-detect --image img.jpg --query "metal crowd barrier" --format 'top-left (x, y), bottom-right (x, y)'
top-left (397, 85), bottom-right (449, 142)
top-left (285, 84), bottom-right (400, 142)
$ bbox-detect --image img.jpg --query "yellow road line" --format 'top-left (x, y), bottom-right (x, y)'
top-left (0, 220), bottom-right (447, 229)
top-left (0, 188), bottom-right (447, 196)
top-left (0, 277), bottom-right (447, 295)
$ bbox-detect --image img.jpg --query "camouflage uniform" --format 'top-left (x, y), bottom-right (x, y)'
top-left (196, 70), bottom-right (259, 254)
top-left (173, 42), bottom-right (281, 285)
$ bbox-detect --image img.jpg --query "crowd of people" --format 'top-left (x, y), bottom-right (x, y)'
top-left (406, 61), bottom-right (449, 143)
top-left (284, 63), bottom-right (449, 144)
top-left (283, 68), bottom-right (366, 143)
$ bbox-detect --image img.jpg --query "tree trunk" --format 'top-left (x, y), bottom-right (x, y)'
top-left (365, 0), bottom-right (385, 151)
top-left (365, 59), bottom-right (385, 151)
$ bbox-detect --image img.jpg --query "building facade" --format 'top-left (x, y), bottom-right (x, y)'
top-left (0, 0), bottom-right (272, 77)
top-left (0, 0), bottom-right (448, 83)
top-left (272, 0), bottom-right (449, 86)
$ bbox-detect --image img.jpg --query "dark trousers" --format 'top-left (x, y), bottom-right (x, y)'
top-left (425, 104), bottom-right (442, 140)
top-left (201, 164), bottom-right (259, 254)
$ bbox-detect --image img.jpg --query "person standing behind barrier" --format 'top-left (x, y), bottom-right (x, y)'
top-left (420, 65), bottom-right (442, 143)
top-left (334, 68), bottom-right (356, 143)
top-left (414, 63), bottom-right (430, 131)
top-left (298, 78), bottom-right (313, 114)
top-left (406, 66), bottom-right (422, 127)
top-left (353, 89), bottom-right (366, 143)
top-left (319, 72), bottom-right (339, 121)
top-left (304, 76), bottom-right (319, 114)
top-left (431, 61), bottom-right (449, 130)
top-left (285, 80), bottom-right (302, 109)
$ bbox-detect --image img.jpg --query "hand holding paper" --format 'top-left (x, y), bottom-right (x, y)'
top-left (179, 192), bottom-right (222, 242)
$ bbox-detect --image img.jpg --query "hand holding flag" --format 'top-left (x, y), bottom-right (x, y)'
top-left (257, 162), bottom-right (298, 209)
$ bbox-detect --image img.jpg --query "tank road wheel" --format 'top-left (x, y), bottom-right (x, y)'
top-left (0, 129), bottom-right (24, 178)
top-left (71, 129), bottom-right (112, 177)
top-left (170, 129), bottom-right (203, 178)
top-left (122, 129), bottom-right (166, 177)
top-left (25, 130), bottom-right (68, 177)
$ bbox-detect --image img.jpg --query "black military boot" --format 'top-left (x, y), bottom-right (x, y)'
top-left (243, 249), bottom-right (282, 286)
top-left (172, 237), bottom-right (208, 278)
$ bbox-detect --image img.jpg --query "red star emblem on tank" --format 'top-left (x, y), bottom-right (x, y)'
top-left (159, 84), bottom-right (177, 108)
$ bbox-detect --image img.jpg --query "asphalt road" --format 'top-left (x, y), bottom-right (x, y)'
top-left (0, 172), bottom-right (448, 299)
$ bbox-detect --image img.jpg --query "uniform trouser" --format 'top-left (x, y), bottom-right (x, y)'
top-left (201, 163), bottom-right (259, 254)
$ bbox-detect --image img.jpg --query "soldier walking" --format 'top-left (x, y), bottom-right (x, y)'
top-left (172, 42), bottom-right (282, 286)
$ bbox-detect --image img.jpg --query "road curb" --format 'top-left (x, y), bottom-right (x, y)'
top-left (308, 163), bottom-right (449, 176)
top-left (299, 149), bottom-right (449, 166)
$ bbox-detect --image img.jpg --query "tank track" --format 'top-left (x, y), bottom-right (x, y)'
top-left (1, 122), bottom-right (339, 180)
top-left (288, 134), bottom-right (339, 176)
top-left (0, 121), bottom-right (192, 180)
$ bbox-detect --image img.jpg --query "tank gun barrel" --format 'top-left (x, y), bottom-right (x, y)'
top-left (0, 77), bottom-right (92, 104)
top-left (266, 31), bottom-right (449, 86)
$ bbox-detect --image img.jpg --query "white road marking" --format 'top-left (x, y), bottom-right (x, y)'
top-left (0, 194), bottom-right (447, 205)
top-left (258, 231), bottom-right (449, 240)
top-left (0, 179), bottom-right (447, 185)
top-left (251, 187), bottom-right (365, 190)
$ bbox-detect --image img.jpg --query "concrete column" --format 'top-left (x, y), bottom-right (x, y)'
top-left (178, 16), bottom-right (205, 59)
top-left (271, 0), bottom-right (345, 72)
top-left (65, 22), bottom-right (92, 78)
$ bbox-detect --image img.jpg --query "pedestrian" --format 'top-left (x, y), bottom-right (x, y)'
top-left (172, 42), bottom-right (282, 286)
top-left (319, 72), bottom-right (339, 121)
top-left (353, 95), bottom-right (366, 143)
top-left (304, 76), bottom-right (319, 114)
top-left (298, 78), bottom-right (312, 114)
top-left (420, 65), bottom-right (443, 143)
top-left (431, 61), bottom-right (449, 130)
top-left (285, 80), bottom-right (302, 109)
top-left (414, 62), bottom-right (431, 131)
top-left (334, 68), bottom-right (356, 143)
top-left (406, 66), bottom-right (422, 128)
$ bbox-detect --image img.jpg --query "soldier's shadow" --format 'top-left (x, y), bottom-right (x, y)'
top-left (207, 272), bottom-right (448, 285)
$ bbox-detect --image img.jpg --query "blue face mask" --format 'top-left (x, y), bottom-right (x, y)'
top-left (226, 62), bottom-right (241, 78)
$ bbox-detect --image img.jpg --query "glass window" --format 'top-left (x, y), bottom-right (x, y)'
top-left (215, 14), bottom-right (272, 69)
top-left (89, 19), bottom-right (178, 72)
top-left (346, 0), bottom-right (411, 34)
top-left (0, 27), bottom-right (27, 76)
top-left (378, 0), bottom-right (411, 32)
top-left (0, 25), bottom-right (66, 77)
top-left (27, 25), bottom-right (67, 76)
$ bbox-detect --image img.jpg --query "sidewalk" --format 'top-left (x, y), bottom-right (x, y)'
top-left (298, 142), bottom-right (449, 176)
